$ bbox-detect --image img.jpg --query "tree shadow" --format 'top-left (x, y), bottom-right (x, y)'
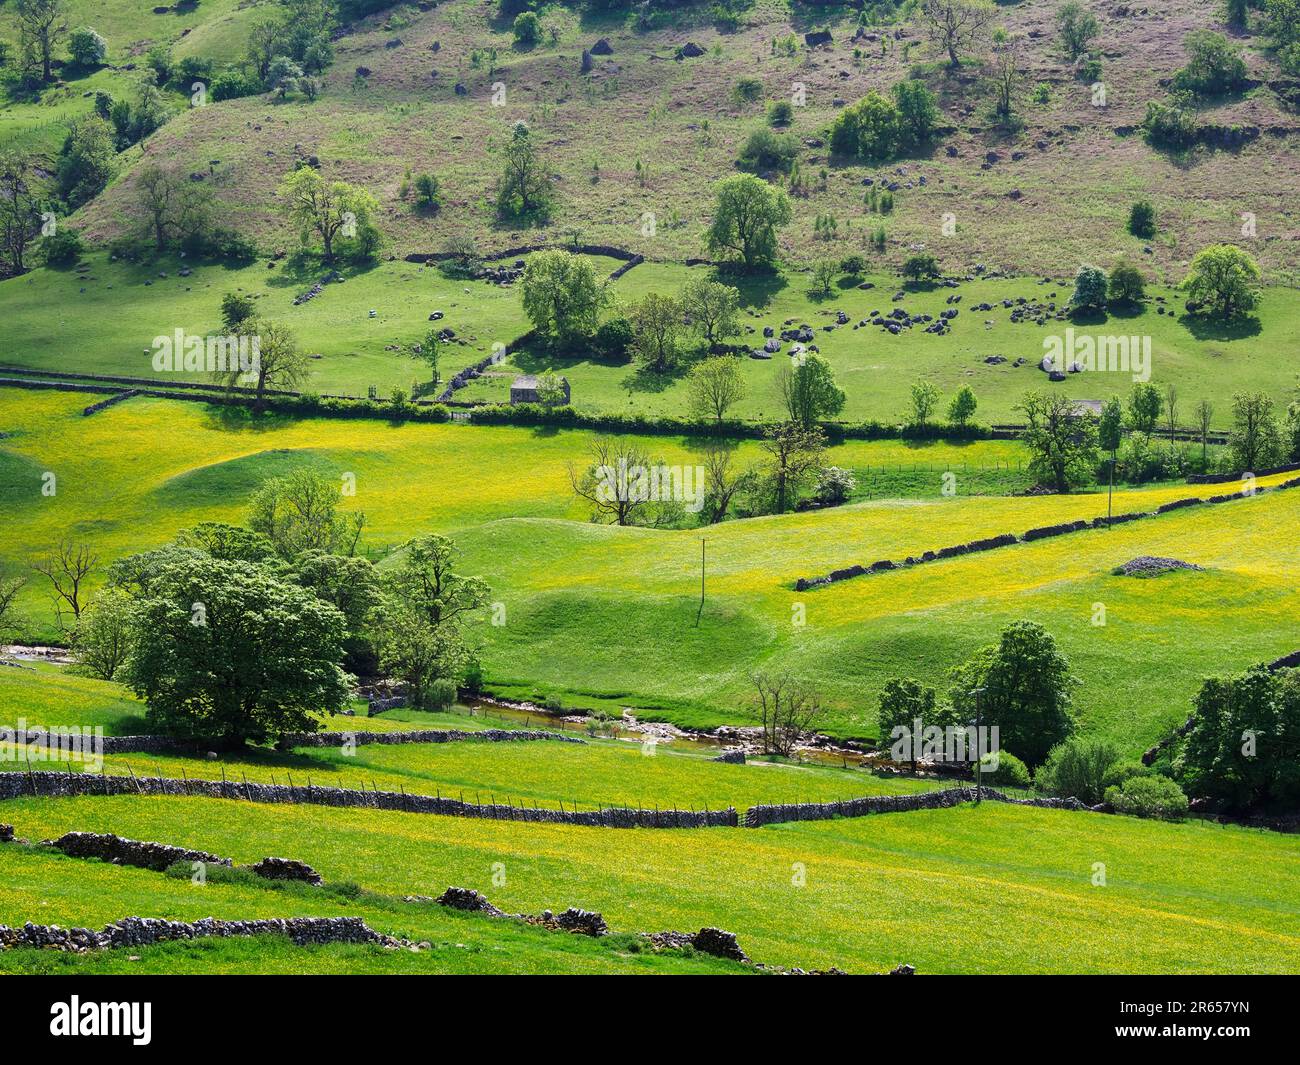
top-left (1068, 307), bottom-right (1109, 327)
top-left (1178, 312), bottom-right (1262, 341)
top-left (719, 268), bottom-right (789, 310)
top-left (1108, 301), bottom-right (1146, 320)
top-left (621, 362), bottom-right (688, 395)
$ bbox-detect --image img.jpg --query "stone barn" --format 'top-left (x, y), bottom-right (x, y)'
top-left (509, 374), bottom-right (570, 405)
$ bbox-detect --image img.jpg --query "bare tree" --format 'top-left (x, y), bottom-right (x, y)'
top-left (33, 541), bottom-right (98, 627)
top-left (1194, 399), bottom-right (1214, 464)
top-left (1164, 383), bottom-right (1179, 442)
top-left (922, 0), bottom-right (995, 69)
top-left (988, 28), bottom-right (1025, 119)
top-left (700, 443), bottom-right (753, 525)
top-left (569, 438), bottom-right (678, 527)
top-left (0, 152), bottom-right (45, 276)
top-left (752, 671), bottom-right (826, 756)
top-left (0, 575), bottom-right (27, 640)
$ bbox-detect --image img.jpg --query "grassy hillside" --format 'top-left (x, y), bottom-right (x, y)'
top-left (29, 0), bottom-right (1297, 283)
top-left (3, 390), bottom-right (1296, 753)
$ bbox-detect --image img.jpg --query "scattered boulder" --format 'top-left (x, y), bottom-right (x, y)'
top-left (590, 38), bottom-right (613, 55)
top-left (805, 30), bottom-right (833, 47)
top-left (678, 42), bottom-right (705, 58)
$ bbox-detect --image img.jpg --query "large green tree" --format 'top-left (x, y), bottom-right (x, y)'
top-left (520, 249), bottom-right (606, 347)
top-left (1017, 391), bottom-right (1099, 492)
top-left (1178, 667), bottom-right (1300, 811)
top-left (778, 353), bottom-right (845, 429)
top-left (948, 621), bottom-right (1077, 767)
top-left (1182, 244), bottom-right (1261, 319)
top-left (375, 535), bottom-right (490, 708)
top-left (705, 174), bottom-right (791, 270)
top-left (126, 557), bottom-right (351, 748)
top-left (277, 165), bottom-right (379, 262)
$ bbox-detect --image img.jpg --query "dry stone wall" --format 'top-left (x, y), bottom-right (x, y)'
top-left (793, 477), bottom-right (1300, 592)
top-left (50, 831), bottom-right (231, 872)
top-left (744, 786), bottom-right (1097, 827)
top-left (0, 915), bottom-right (390, 953)
top-left (1, 771), bottom-right (737, 829)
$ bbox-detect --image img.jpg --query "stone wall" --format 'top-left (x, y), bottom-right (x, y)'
top-left (792, 477), bottom-right (1300, 592)
top-left (744, 786), bottom-right (1096, 827)
top-left (50, 831), bottom-right (231, 872)
top-left (1, 771), bottom-right (737, 829)
top-left (1188, 461), bottom-right (1300, 484)
top-left (0, 915), bottom-right (390, 953)
top-left (12, 726), bottom-right (582, 756)
top-left (283, 727), bottom-right (584, 748)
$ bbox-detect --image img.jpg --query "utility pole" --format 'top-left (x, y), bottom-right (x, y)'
top-left (695, 538), bottom-right (706, 626)
top-left (971, 686), bottom-right (986, 804)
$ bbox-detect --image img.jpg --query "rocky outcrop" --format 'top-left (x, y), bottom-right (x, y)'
top-left (1113, 556), bottom-right (1202, 578)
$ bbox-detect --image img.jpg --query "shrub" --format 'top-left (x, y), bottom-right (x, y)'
top-left (982, 749), bottom-right (1031, 789)
top-left (512, 11), bottom-right (541, 46)
top-left (1069, 263), bottom-right (1108, 311)
top-left (1172, 30), bottom-right (1247, 95)
top-left (1076, 56), bottom-right (1102, 82)
top-left (1142, 99), bottom-right (1196, 149)
top-left (1103, 760), bottom-right (1152, 790)
top-left (211, 69), bottom-right (264, 101)
top-left (767, 99), bottom-right (794, 126)
top-left (840, 253), bottom-right (867, 277)
top-left (177, 56), bottom-right (214, 84)
top-left (68, 28), bottom-right (108, 69)
top-left (1127, 199), bottom-right (1156, 239)
top-left (891, 79), bottom-right (939, 144)
top-left (423, 677), bottom-right (458, 712)
top-left (733, 76), bottom-right (763, 104)
top-left (812, 465), bottom-right (856, 505)
top-left (414, 172), bottom-right (440, 209)
top-left (902, 253), bottom-right (939, 282)
top-left (829, 91), bottom-right (903, 160)
top-left (1105, 775), bottom-right (1189, 819)
top-left (593, 317), bottom-right (635, 362)
top-left (1108, 261), bottom-right (1146, 304)
top-left (737, 127), bottom-right (799, 172)
top-left (1037, 737), bottom-right (1122, 805)
top-left (41, 227), bottom-right (83, 267)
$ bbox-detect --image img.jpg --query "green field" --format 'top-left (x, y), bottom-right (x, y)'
top-left (3, 249), bottom-right (1296, 427)
top-left (4, 389), bottom-right (1295, 753)
top-left (3, 785), bottom-right (1298, 974)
